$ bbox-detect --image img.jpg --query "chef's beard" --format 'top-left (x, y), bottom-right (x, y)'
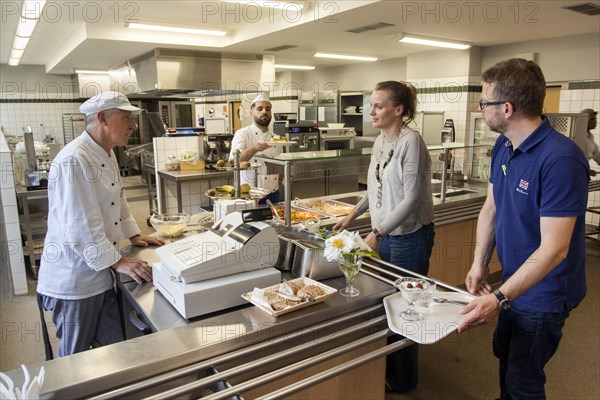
top-left (254, 115), bottom-right (271, 127)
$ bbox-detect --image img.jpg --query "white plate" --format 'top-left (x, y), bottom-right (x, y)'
top-left (204, 186), bottom-right (270, 200)
top-left (266, 141), bottom-right (298, 147)
top-left (241, 277), bottom-right (337, 317)
top-left (383, 290), bottom-right (475, 344)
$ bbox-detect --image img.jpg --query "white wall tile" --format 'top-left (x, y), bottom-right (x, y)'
top-left (3, 204), bottom-right (19, 224)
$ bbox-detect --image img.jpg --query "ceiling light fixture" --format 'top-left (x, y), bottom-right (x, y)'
top-left (223, 0), bottom-right (304, 11)
top-left (74, 70), bottom-right (110, 75)
top-left (127, 23), bottom-right (227, 36)
top-left (398, 34), bottom-right (471, 50)
top-left (9, 0), bottom-right (46, 66)
top-left (313, 52), bottom-right (378, 62)
top-left (274, 64), bottom-right (315, 70)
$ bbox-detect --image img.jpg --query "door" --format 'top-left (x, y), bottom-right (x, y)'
top-left (230, 101), bottom-right (242, 132)
top-left (543, 86), bottom-right (560, 113)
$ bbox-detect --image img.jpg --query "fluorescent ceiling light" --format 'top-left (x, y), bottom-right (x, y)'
top-left (127, 23), bottom-right (227, 36)
top-left (399, 34), bottom-right (471, 50)
top-left (8, 0), bottom-right (46, 66)
top-left (274, 64), bottom-right (315, 70)
top-left (224, 1), bottom-right (304, 10)
top-left (10, 49), bottom-right (25, 60)
top-left (22, 0), bottom-right (46, 19)
top-left (13, 36), bottom-right (30, 50)
top-left (16, 17), bottom-right (38, 37)
top-left (75, 70), bottom-right (110, 75)
top-left (314, 52), bottom-right (378, 62)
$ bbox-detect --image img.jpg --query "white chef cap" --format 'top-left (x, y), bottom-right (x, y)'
top-left (251, 93), bottom-right (271, 107)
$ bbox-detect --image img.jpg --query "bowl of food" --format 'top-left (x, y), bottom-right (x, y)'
top-left (149, 213), bottom-right (190, 238)
top-left (327, 123), bottom-right (345, 129)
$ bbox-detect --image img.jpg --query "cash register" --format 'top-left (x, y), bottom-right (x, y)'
top-left (153, 209), bottom-right (281, 319)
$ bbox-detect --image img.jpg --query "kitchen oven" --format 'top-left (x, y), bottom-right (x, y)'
top-left (318, 127), bottom-right (356, 150)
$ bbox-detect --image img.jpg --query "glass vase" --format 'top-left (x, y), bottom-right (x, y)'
top-left (338, 254), bottom-right (362, 297)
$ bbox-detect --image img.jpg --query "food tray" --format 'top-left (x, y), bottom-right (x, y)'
top-left (294, 199), bottom-right (355, 217)
top-left (266, 140), bottom-right (297, 147)
top-left (214, 162), bottom-right (262, 171)
top-left (383, 290), bottom-right (475, 344)
top-left (272, 205), bottom-right (329, 224)
top-left (204, 187), bottom-right (270, 200)
top-left (241, 277), bottom-right (337, 317)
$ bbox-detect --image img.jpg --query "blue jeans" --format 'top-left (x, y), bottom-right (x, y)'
top-left (494, 304), bottom-right (570, 400)
top-left (380, 223), bottom-right (435, 392)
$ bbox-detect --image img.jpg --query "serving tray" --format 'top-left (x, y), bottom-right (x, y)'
top-left (266, 141), bottom-right (297, 147)
top-left (214, 162), bottom-right (262, 171)
top-left (383, 290), bottom-right (475, 344)
top-left (241, 277), bottom-right (336, 317)
top-left (294, 199), bottom-right (355, 217)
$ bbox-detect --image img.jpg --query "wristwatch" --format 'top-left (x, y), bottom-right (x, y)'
top-left (373, 228), bottom-right (386, 241)
top-left (493, 289), bottom-right (511, 310)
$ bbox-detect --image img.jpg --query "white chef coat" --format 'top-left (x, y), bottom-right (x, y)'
top-left (585, 131), bottom-right (600, 164)
top-left (229, 124), bottom-right (282, 190)
top-left (37, 131), bottom-right (140, 300)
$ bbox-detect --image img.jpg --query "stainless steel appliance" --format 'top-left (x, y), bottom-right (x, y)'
top-left (285, 123), bottom-right (320, 152)
top-left (204, 133), bottom-right (234, 167)
top-left (317, 90), bottom-right (338, 125)
top-left (318, 127), bottom-right (356, 150)
top-left (158, 100), bottom-right (195, 128)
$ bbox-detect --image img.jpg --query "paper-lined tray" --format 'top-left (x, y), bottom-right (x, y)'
top-left (242, 277), bottom-right (336, 317)
top-left (383, 290), bottom-right (475, 344)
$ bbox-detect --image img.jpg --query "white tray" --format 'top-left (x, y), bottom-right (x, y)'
top-left (383, 290), bottom-right (475, 344)
top-left (214, 162), bottom-right (262, 171)
top-left (241, 277), bottom-right (336, 317)
top-left (266, 141), bottom-right (297, 147)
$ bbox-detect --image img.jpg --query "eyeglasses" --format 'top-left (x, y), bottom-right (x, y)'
top-left (479, 100), bottom-right (506, 110)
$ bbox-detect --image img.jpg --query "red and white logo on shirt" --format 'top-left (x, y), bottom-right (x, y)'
top-left (519, 179), bottom-right (529, 190)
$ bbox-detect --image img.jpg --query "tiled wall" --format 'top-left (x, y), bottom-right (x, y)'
top-left (410, 76), bottom-right (481, 143)
top-left (0, 100), bottom-right (81, 145)
top-left (559, 87), bottom-right (600, 226)
top-left (153, 136), bottom-right (231, 215)
top-left (0, 133), bottom-right (27, 295)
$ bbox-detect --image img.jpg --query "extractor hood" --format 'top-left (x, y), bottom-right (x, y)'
top-left (108, 49), bottom-right (275, 98)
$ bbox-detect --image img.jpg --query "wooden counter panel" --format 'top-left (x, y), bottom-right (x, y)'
top-left (240, 339), bottom-right (386, 400)
top-left (428, 219), bottom-right (476, 286)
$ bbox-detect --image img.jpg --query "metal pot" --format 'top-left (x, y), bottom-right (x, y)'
top-left (291, 239), bottom-right (342, 280)
top-left (275, 235), bottom-right (295, 271)
top-left (272, 223), bottom-right (318, 272)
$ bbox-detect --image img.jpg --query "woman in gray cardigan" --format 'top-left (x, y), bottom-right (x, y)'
top-left (334, 80), bottom-right (435, 392)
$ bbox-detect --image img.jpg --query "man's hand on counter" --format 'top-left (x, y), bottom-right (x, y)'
top-left (130, 234), bottom-right (165, 247)
top-left (112, 257), bottom-right (153, 284)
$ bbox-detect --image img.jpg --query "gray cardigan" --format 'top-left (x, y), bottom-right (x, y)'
top-left (355, 129), bottom-right (434, 235)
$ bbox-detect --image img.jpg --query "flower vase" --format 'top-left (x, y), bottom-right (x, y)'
top-left (338, 253), bottom-right (362, 297)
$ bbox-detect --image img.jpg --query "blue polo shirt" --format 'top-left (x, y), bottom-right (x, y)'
top-left (490, 117), bottom-right (589, 313)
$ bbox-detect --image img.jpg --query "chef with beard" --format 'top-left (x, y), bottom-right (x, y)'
top-left (229, 93), bottom-right (282, 203)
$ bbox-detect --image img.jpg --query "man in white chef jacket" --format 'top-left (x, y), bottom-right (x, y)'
top-left (229, 93), bottom-right (282, 203)
top-left (37, 91), bottom-right (164, 358)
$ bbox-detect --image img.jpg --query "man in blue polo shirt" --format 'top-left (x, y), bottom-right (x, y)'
top-left (458, 58), bottom-right (589, 399)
